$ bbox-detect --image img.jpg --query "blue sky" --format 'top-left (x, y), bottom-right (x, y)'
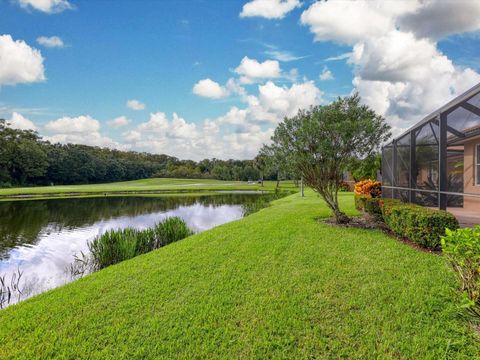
top-left (1, 0), bottom-right (480, 160)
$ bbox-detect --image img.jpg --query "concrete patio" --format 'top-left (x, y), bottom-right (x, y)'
top-left (446, 207), bottom-right (480, 227)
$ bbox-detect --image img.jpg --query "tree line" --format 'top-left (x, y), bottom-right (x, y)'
top-left (0, 119), bottom-right (282, 187)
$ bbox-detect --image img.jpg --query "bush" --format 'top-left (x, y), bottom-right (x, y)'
top-left (89, 217), bottom-right (193, 270)
top-left (364, 197), bottom-right (383, 221)
top-left (441, 226), bottom-right (480, 320)
top-left (381, 200), bottom-right (458, 249)
top-left (354, 194), bottom-right (367, 211)
top-left (354, 179), bottom-right (382, 197)
top-left (153, 217), bottom-right (193, 248)
top-left (354, 179), bottom-right (382, 216)
top-left (89, 228), bottom-right (139, 269)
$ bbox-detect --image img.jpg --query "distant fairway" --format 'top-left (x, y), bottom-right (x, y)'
top-left (0, 178), bottom-right (297, 199)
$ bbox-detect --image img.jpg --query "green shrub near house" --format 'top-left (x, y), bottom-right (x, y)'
top-left (381, 199), bottom-right (458, 249)
top-left (355, 192), bottom-right (459, 249)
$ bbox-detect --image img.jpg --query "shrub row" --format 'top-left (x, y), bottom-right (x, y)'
top-left (356, 194), bottom-right (459, 249)
top-left (89, 217), bottom-right (193, 270)
top-left (381, 199), bottom-right (459, 249)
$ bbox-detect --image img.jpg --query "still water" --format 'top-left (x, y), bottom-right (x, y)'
top-left (0, 193), bottom-right (261, 305)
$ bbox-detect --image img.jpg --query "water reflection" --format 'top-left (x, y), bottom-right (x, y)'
top-left (0, 194), bottom-right (261, 304)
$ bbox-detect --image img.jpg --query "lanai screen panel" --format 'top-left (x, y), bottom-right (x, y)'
top-left (447, 106), bottom-right (480, 140)
top-left (382, 144), bottom-right (393, 198)
top-left (413, 120), bottom-right (439, 207)
top-left (395, 134), bottom-right (410, 188)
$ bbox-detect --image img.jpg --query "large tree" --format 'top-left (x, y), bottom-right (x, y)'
top-left (267, 94), bottom-right (391, 223)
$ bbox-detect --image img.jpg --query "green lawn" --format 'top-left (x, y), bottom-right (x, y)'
top-left (0, 178), bottom-right (296, 199)
top-left (0, 191), bottom-right (478, 358)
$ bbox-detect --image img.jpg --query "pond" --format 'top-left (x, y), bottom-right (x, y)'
top-left (0, 193), bottom-right (264, 306)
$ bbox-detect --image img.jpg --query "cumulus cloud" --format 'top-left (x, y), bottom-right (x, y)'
top-left (32, 73), bottom-right (322, 160)
top-left (136, 112), bottom-right (198, 139)
top-left (45, 115), bottom-right (100, 134)
top-left (126, 99), bottom-right (146, 110)
top-left (36, 36), bottom-right (64, 48)
top-left (46, 132), bottom-right (124, 148)
top-left (301, 1), bottom-right (414, 45)
top-left (319, 66), bottom-right (334, 81)
top-left (120, 79), bottom-right (323, 160)
top-left (234, 56), bottom-right (281, 84)
top-left (107, 116), bottom-right (131, 128)
top-left (240, 0), bottom-right (301, 19)
top-left (17, 0), bottom-right (72, 13)
top-left (398, 1), bottom-right (480, 39)
top-left (7, 112), bottom-right (37, 131)
top-left (0, 34), bottom-right (45, 86)
top-left (44, 115), bottom-right (124, 148)
top-left (122, 130), bottom-right (142, 142)
top-left (192, 78), bottom-right (230, 99)
top-left (301, 0), bottom-right (480, 134)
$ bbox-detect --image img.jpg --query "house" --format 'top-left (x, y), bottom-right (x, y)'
top-left (381, 82), bottom-right (480, 216)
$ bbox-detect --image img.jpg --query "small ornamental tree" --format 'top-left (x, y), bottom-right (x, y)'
top-left (267, 94), bottom-right (391, 223)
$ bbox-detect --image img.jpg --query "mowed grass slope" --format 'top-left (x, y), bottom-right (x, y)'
top-left (0, 192), bottom-right (478, 358)
top-left (0, 178), bottom-right (296, 198)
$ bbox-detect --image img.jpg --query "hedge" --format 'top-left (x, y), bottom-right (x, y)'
top-left (381, 199), bottom-right (459, 249)
top-left (355, 194), bottom-right (383, 221)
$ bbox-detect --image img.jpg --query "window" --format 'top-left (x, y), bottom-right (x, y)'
top-left (477, 144), bottom-right (480, 185)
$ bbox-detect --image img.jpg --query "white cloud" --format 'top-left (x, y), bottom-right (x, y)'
top-left (0, 34), bottom-right (45, 86)
top-left (136, 112), bottom-right (197, 139)
top-left (36, 36), bottom-right (64, 48)
top-left (126, 99), bottom-right (146, 110)
top-left (17, 0), bottom-right (72, 13)
top-left (301, 0), bottom-right (480, 135)
top-left (240, 0), bottom-right (301, 19)
top-left (7, 112), bottom-right (37, 131)
top-left (319, 66), bottom-right (334, 81)
top-left (46, 132), bottom-right (124, 149)
top-left (122, 130), bottom-right (142, 142)
top-left (300, 0), bottom-right (415, 45)
top-left (44, 115), bottom-right (124, 149)
top-left (192, 78), bottom-right (229, 99)
top-left (325, 52), bottom-right (352, 62)
top-left (234, 56), bottom-right (281, 83)
top-left (45, 115), bottom-right (100, 134)
top-left (256, 80), bottom-right (322, 119)
top-left (120, 79), bottom-right (323, 160)
top-left (107, 116), bottom-right (131, 128)
top-left (263, 45), bottom-right (306, 62)
top-left (398, 1), bottom-right (480, 39)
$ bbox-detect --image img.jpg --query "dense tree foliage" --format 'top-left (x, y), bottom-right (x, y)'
top-left (265, 94), bottom-right (390, 224)
top-left (0, 119), bottom-right (281, 187)
top-left (347, 153), bottom-right (381, 182)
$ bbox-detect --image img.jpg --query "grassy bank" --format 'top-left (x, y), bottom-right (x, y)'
top-left (0, 191), bottom-right (478, 358)
top-left (0, 178), bottom-right (297, 199)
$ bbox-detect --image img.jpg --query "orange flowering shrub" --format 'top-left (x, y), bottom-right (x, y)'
top-left (354, 179), bottom-right (382, 198)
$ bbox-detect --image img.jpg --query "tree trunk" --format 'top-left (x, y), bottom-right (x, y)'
top-left (316, 187), bottom-right (350, 224)
top-left (332, 209), bottom-right (350, 224)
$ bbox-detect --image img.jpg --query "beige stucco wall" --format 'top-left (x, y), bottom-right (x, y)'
top-left (464, 138), bottom-right (480, 210)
